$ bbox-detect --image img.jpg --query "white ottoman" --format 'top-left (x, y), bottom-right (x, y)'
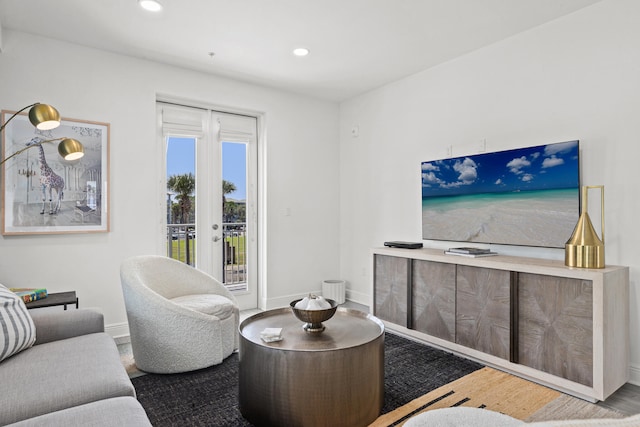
top-left (404, 407), bottom-right (524, 427)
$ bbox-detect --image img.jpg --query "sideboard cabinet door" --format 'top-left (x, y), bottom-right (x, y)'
top-left (412, 260), bottom-right (456, 341)
top-left (518, 273), bottom-right (593, 386)
top-left (374, 255), bottom-right (409, 327)
top-left (456, 265), bottom-right (511, 360)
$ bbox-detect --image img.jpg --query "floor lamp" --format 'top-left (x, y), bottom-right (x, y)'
top-left (0, 103), bottom-right (84, 165)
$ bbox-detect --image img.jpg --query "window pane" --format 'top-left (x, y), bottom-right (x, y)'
top-left (166, 137), bottom-right (196, 265)
top-left (222, 141), bottom-right (247, 286)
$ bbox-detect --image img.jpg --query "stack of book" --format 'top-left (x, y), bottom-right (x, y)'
top-left (10, 288), bottom-right (48, 304)
top-left (444, 247), bottom-right (497, 257)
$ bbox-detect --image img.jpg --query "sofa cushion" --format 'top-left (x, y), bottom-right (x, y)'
top-left (404, 408), bottom-right (640, 427)
top-left (30, 309), bottom-right (104, 345)
top-left (0, 284), bottom-right (36, 362)
top-left (405, 407), bottom-right (524, 427)
top-left (0, 332), bottom-right (135, 425)
top-left (6, 396), bottom-right (152, 427)
top-left (171, 293), bottom-right (235, 319)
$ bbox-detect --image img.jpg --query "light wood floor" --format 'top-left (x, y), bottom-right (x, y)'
top-left (598, 383), bottom-right (640, 416)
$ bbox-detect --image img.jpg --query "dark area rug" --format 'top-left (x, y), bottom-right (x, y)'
top-left (379, 333), bottom-right (483, 414)
top-left (132, 332), bottom-right (483, 426)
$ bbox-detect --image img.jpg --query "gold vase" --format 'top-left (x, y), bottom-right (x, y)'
top-left (565, 185), bottom-right (604, 268)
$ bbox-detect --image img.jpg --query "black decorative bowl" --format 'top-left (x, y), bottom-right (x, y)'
top-left (290, 298), bottom-right (338, 333)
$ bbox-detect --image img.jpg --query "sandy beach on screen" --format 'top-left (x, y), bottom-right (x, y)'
top-left (422, 195), bottom-right (578, 248)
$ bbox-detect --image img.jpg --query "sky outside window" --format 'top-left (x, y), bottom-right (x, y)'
top-left (166, 137), bottom-right (246, 200)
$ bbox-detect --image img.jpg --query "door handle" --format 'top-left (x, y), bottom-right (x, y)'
top-left (212, 235), bottom-right (222, 242)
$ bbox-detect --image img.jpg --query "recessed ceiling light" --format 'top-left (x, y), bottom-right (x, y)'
top-left (139, 0), bottom-right (163, 12)
top-left (293, 48), bottom-right (310, 57)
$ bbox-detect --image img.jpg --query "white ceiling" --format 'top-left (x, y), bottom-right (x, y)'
top-left (0, 0), bottom-right (602, 102)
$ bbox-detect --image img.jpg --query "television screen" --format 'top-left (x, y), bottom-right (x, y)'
top-left (421, 140), bottom-right (580, 248)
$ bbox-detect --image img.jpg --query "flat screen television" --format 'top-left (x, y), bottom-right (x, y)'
top-left (421, 140), bottom-right (580, 248)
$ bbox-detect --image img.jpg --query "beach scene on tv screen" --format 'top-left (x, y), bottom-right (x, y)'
top-left (421, 140), bottom-right (580, 248)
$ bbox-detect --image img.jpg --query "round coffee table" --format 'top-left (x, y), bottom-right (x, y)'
top-left (239, 307), bottom-right (385, 427)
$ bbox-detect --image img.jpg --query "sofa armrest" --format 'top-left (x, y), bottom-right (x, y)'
top-left (30, 309), bottom-right (105, 345)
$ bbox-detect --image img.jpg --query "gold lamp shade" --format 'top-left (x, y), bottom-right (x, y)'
top-left (565, 185), bottom-right (605, 268)
top-left (28, 103), bottom-right (61, 130)
top-left (58, 138), bottom-right (84, 161)
top-left (0, 103), bottom-right (85, 166)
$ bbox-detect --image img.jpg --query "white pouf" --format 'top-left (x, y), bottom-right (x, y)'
top-left (404, 407), bottom-right (524, 427)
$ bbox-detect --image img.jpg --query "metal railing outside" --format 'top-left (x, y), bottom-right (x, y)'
top-left (166, 222), bottom-right (247, 288)
top-left (167, 223), bottom-right (196, 266)
top-left (222, 222), bottom-right (247, 287)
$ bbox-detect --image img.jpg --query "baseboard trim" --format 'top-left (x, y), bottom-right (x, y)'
top-left (629, 363), bottom-right (640, 386)
top-left (345, 288), bottom-right (369, 307)
top-left (263, 291), bottom-right (325, 310)
top-left (106, 322), bottom-right (130, 343)
top-left (263, 290), bottom-right (370, 311)
top-left (108, 313), bottom-right (640, 390)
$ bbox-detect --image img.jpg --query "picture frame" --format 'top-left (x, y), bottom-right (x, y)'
top-left (1, 111), bottom-right (110, 234)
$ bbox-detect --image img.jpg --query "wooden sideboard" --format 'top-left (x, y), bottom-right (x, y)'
top-left (372, 247), bottom-right (629, 402)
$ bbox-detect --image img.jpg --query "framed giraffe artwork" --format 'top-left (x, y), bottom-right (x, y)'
top-left (1, 111), bottom-right (110, 234)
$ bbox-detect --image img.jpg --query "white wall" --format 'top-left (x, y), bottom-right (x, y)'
top-left (3, 0), bottom-right (638, 385)
top-left (0, 30), bottom-right (340, 335)
top-left (339, 0), bottom-right (640, 384)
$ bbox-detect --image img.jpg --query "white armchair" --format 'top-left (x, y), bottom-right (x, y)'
top-left (120, 255), bottom-right (239, 374)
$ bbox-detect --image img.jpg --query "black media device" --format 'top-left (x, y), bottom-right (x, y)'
top-left (383, 241), bottom-right (423, 249)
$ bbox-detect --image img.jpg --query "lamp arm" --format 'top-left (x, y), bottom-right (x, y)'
top-left (0, 137), bottom-right (66, 166)
top-left (0, 103), bottom-right (39, 133)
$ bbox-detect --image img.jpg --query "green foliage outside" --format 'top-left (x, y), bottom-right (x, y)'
top-left (167, 173), bottom-right (246, 266)
top-left (167, 173), bottom-right (195, 224)
top-left (167, 239), bottom-right (196, 264)
top-left (167, 236), bottom-right (245, 266)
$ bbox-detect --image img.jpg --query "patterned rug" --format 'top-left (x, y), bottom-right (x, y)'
top-left (126, 332), bottom-right (624, 426)
top-left (130, 332), bottom-right (482, 426)
top-left (370, 366), bottom-right (625, 427)
top-left (371, 366), bottom-right (560, 426)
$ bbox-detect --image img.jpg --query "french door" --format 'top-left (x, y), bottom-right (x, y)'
top-left (158, 102), bottom-right (258, 310)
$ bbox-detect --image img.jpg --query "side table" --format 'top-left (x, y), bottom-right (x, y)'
top-left (25, 291), bottom-right (78, 310)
